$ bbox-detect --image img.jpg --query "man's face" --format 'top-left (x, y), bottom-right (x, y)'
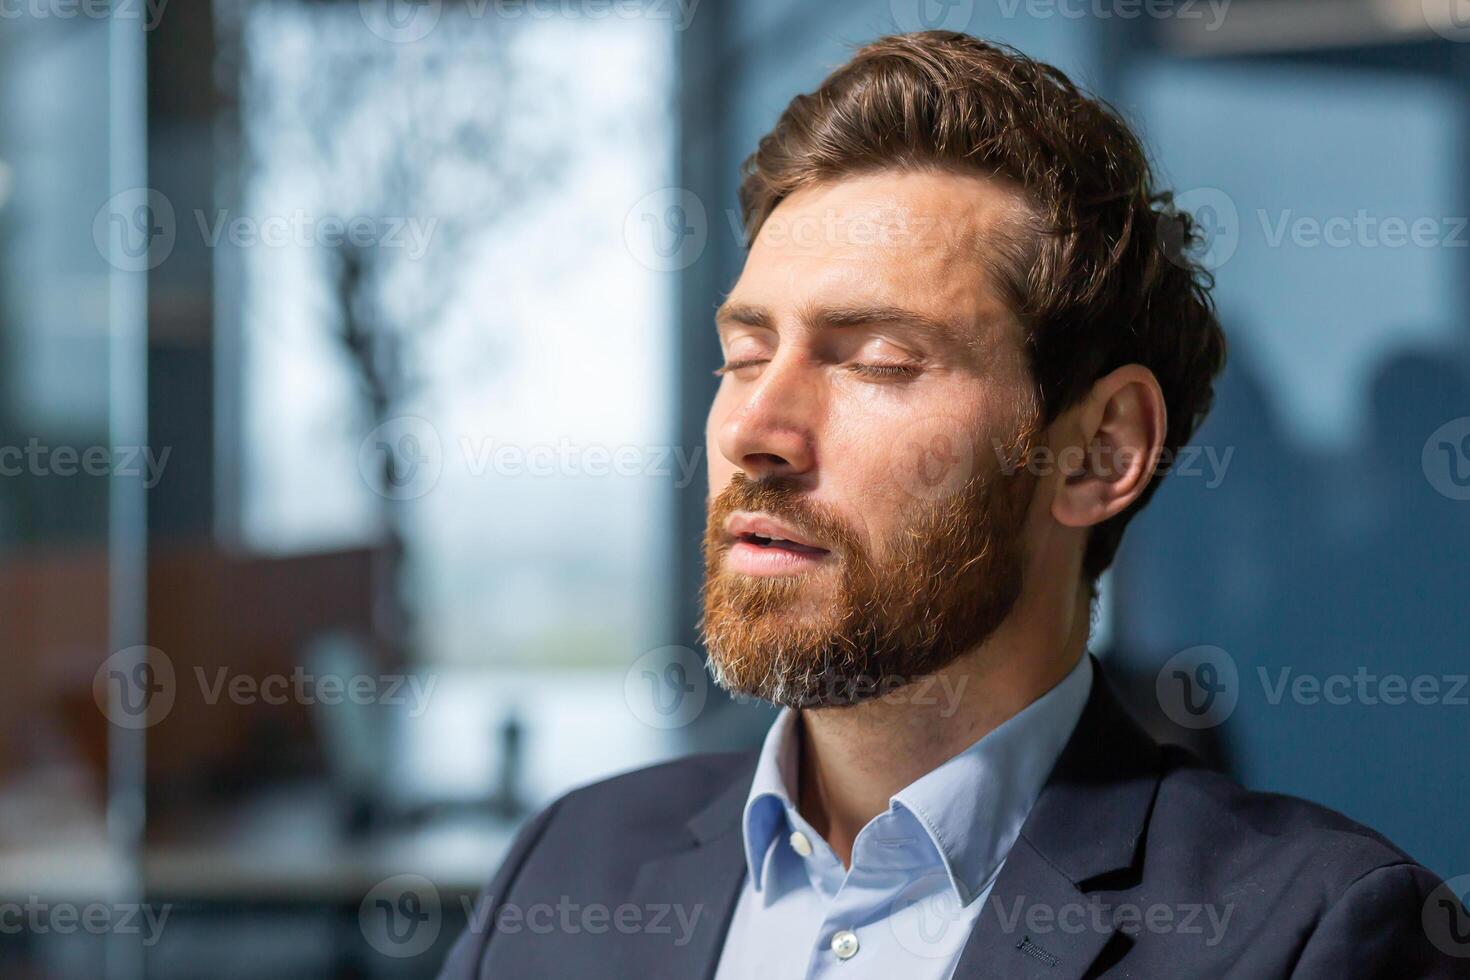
top-left (701, 170), bottom-right (1044, 708)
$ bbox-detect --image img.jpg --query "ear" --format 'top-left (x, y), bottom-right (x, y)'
top-left (1049, 364), bottom-right (1167, 530)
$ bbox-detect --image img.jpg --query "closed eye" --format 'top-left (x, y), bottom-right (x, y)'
top-left (847, 363), bottom-right (921, 380)
top-left (712, 358), bottom-right (768, 377)
top-left (714, 360), bottom-right (922, 379)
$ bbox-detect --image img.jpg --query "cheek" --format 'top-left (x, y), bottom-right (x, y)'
top-left (818, 411), bottom-right (916, 538)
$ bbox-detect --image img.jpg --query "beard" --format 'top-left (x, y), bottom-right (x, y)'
top-left (698, 435), bottom-right (1037, 710)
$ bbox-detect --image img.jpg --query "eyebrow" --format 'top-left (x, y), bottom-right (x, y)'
top-left (714, 301), bottom-right (963, 344)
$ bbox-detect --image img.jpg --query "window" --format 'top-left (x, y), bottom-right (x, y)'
top-left (217, 2), bottom-right (677, 674)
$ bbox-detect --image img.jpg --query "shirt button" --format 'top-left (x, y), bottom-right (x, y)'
top-left (830, 929), bottom-right (860, 960)
top-left (788, 830), bottom-right (813, 857)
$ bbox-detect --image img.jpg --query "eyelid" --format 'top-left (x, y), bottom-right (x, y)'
top-left (719, 330), bottom-right (771, 357)
top-left (715, 358), bottom-right (923, 379)
top-left (853, 333), bottom-right (924, 360)
top-left (847, 362), bottom-right (922, 379)
top-left (712, 357), bottom-right (769, 377)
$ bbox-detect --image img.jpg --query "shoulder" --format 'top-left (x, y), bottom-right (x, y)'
top-left (506, 748), bottom-right (758, 874)
top-left (436, 751), bottom-right (760, 979)
top-left (558, 748), bottom-right (760, 806)
top-left (1103, 746), bottom-right (1465, 973)
top-left (1150, 744), bottom-right (1423, 890)
top-left (549, 748), bottom-right (759, 830)
top-left (1152, 740), bottom-right (1417, 863)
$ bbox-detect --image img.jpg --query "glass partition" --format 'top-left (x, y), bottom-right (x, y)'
top-left (0, 7), bottom-right (150, 979)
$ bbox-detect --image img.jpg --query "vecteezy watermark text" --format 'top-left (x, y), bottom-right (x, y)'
top-left (991, 894), bottom-right (1234, 946)
top-left (0, 0), bottom-right (168, 29)
top-left (0, 898), bottom-right (171, 947)
top-left (1157, 646), bottom-right (1470, 729)
top-left (94, 647), bottom-right (440, 729)
top-left (458, 437), bottom-right (702, 487)
top-left (0, 440), bottom-right (170, 487)
top-left (195, 665), bottom-right (438, 717)
top-left (360, 872), bottom-right (705, 960)
top-left (993, 438), bottom-right (1234, 489)
top-left (1258, 666), bottom-right (1469, 707)
top-left (1258, 209), bottom-right (1470, 250)
top-left (194, 209), bottom-right (437, 261)
top-left (992, 0), bottom-right (1231, 31)
top-left (466, 895), bottom-right (703, 944)
top-left (358, 0), bottom-right (702, 44)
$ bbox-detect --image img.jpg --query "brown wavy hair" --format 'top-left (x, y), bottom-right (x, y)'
top-left (737, 31), bottom-right (1227, 585)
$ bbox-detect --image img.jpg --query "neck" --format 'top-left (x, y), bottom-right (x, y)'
top-left (795, 584), bottom-right (1090, 867)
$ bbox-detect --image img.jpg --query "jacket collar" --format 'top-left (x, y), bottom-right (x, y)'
top-left (951, 657), bottom-right (1163, 978)
top-left (1016, 656), bottom-right (1161, 883)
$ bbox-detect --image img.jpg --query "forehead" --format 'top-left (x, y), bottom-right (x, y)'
top-left (730, 170), bottom-right (1029, 341)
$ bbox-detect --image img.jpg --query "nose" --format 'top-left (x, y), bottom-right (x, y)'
top-left (715, 353), bottom-right (818, 480)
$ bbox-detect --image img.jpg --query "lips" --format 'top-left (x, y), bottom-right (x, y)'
top-left (724, 514), bottom-right (829, 554)
top-left (721, 512), bottom-right (833, 577)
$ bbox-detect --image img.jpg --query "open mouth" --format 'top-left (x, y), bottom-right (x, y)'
top-left (735, 531), bottom-right (829, 555)
top-left (724, 514), bottom-right (832, 576)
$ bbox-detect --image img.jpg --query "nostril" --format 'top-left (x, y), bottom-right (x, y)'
top-left (745, 452), bottom-right (790, 468)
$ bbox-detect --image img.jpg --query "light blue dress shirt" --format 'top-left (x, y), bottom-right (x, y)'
top-left (712, 655), bottom-right (1094, 980)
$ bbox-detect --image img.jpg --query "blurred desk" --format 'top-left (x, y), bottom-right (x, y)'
top-left (145, 784), bottom-right (517, 905)
top-left (1, 786), bottom-right (515, 908)
top-left (0, 836), bottom-right (127, 904)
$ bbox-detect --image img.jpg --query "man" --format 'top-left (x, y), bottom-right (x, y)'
top-left (439, 32), bottom-right (1467, 979)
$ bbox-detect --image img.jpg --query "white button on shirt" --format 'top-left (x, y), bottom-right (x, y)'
top-left (712, 655), bottom-right (1094, 980)
top-left (829, 930), bottom-right (859, 960)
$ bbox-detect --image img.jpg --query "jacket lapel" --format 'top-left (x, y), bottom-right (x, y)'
top-left (624, 754), bottom-right (755, 980)
top-left (952, 659), bottom-right (1163, 979)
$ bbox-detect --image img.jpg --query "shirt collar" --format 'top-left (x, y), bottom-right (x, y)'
top-left (739, 654), bottom-right (1095, 902)
top-left (740, 706), bottom-right (801, 891)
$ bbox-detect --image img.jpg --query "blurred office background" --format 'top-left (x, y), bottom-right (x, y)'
top-left (1, 0), bottom-right (1468, 976)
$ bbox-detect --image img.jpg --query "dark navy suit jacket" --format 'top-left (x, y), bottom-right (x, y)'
top-left (439, 662), bottom-right (1469, 978)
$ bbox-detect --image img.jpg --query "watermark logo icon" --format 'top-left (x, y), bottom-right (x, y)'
top-left (889, 414), bottom-right (976, 502)
top-left (1423, 417), bottom-right (1470, 501)
top-left (889, 0), bottom-right (975, 32)
top-left (1156, 645), bottom-right (1238, 729)
top-left (360, 874), bottom-right (442, 958)
top-left (93, 188), bottom-right (176, 273)
top-left (889, 872), bottom-right (966, 959)
top-left (1422, 0), bottom-right (1470, 41)
top-left (93, 646), bottom-right (176, 730)
top-left (1161, 188), bottom-right (1239, 272)
top-left (1423, 875), bottom-right (1470, 958)
top-left (624, 645), bottom-right (708, 729)
top-left (624, 188), bottom-right (708, 272)
top-left (359, 0), bottom-right (442, 43)
top-left (359, 415), bottom-right (444, 500)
